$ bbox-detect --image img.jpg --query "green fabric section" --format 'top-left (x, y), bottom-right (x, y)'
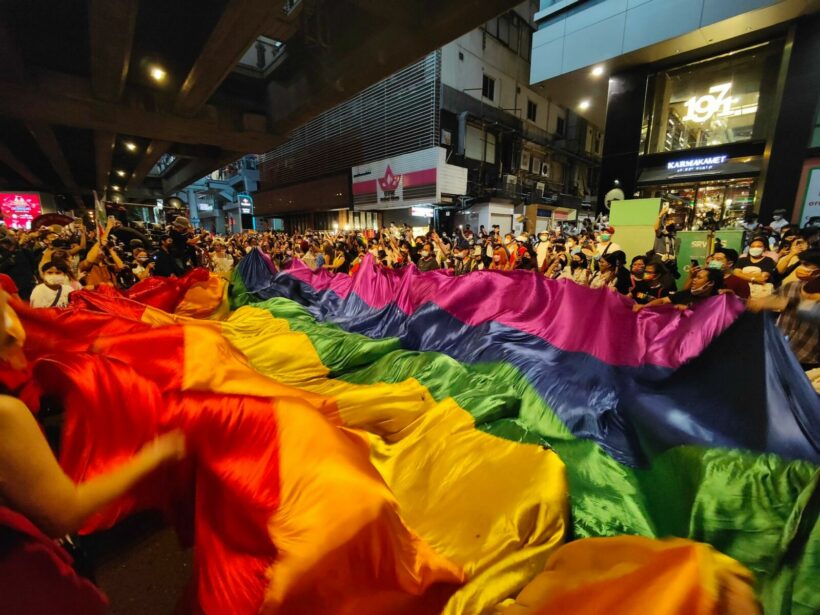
top-left (248, 297), bottom-right (820, 615)
top-left (228, 267), bottom-right (254, 310)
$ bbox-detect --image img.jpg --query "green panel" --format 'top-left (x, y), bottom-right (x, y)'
top-left (609, 198), bottom-right (662, 226)
top-left (713, 230), bottom-right (744, 254)
top-left (675, 231), bottom-right (711, 289)
top-left (612, 226), bottom-right (656, 263)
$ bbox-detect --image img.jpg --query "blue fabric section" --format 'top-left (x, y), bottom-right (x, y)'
top-left (238, 256), bottom-right (820, 467)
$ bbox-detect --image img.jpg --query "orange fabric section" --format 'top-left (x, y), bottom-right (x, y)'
top-left (262, 394), bottom-right (465, 614)
top-left (500, 536), bottom-right (759, 615)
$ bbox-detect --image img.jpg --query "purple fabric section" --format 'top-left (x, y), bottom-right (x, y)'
top-left (286, 255), bottom-right (744, 369)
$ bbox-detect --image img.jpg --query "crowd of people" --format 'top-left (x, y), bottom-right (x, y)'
top-left (1, 208), bottom-right (818, 369)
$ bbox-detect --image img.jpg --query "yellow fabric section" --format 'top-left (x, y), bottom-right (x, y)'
top-left (219, 305), bottom-right (570, 614)
top-left (498, 536), bottom-right (759, 615)
top-left (265, 396), bottom-right (465, 614)
top-left (175, 274), bottom-right (229, 319)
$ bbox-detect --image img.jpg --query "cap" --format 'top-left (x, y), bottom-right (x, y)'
top-left (605, 226), bottom-right (615, 234)
top-left (773, 209), bottom-right (787, 215)
top-left (172, 216), bottom-right (192, 229)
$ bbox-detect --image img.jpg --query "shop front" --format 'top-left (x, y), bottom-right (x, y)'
top-left (638, 152), bottom-right (762, 229)
top-left (629, 39), bottom-right (785, 229)
top-left (351, 146), bottom-right (467, 230)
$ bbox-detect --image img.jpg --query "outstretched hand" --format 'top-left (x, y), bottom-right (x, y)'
top-left (140, 429), bottom-right (187, 465)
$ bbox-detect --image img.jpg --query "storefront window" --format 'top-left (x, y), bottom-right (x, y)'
top-left (641, 178), bottom-right (756, 229)
top-left (641, 42), bottom-right (782, 154)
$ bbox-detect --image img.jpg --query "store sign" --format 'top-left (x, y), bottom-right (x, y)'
top-left (667, 155), bottom-right (728, 174)
top-left (411, 206), bottom-right (434, 218)
top-left (352, 147), bottom-right (444, 211)
top-left (237, 192), bottom-right (254, 215)
top-left (197, 203), bottom-right (213, 211)
top-left (799, 167), bottom-right (820, 227)
top-left (0, 193), bottom-right (42, 229)
top-left (681, 83), bottom-right (736, 123)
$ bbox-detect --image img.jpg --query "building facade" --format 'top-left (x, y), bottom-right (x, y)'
top-left (531, 0), bottom-right (820, 227)
top-left (253, 1), bottom-right (603, 234)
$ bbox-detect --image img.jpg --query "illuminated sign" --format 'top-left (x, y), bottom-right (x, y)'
top-left (681, 82), bottom-right (736, 123)
top-left (0, 193), bottom-right (42, 229)
top-left (237, 192), bottom-right (254, 215)
top-left (799, 167), bottom-right (820, 227)
top-left (411, 206), bottom-right (434, 218)
top-left (667, 155), bottom-right (728, 173)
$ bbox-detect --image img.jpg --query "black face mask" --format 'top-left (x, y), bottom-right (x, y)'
top-left (570, 261), bottom-right (582, 270)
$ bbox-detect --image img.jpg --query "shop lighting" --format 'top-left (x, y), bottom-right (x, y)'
top-left (148, 65), bottom-right (167, 83)
top-left (590, 65), bottom-right (604, 77)
top-left (578, 99), bottom-right (591, 110)
top-left (124, 141), bottom-right (138, 152)
top-left (112, 185), bottom-right (121, 191)
top-left (116, 170), bottom-right (127, 177)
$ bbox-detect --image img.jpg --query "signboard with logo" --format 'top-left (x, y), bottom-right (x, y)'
top-left (638, 155), bottom-right (761, 184)
top-left (0, 193), bottom-right (42, 229)
top-left (237, 192), bottom-right (254, 214)
top-left (798, 167), bottom-right (820, 227)
top-left (351, 147), bottom-right (466, 211)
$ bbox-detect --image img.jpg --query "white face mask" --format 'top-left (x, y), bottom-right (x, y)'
top-left (749, 247), bottom-right (764, 257)
top-left (421, 251), bottom-right (430, 258)
top-left (44, 273), bottom-right (67, 286)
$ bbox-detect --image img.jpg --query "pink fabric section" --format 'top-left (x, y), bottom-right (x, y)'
top-left (285, 255), bottom-right (744, 369)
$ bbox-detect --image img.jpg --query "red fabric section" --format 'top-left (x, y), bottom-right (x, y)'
top-left (0, 506), bottom-right (108, 615)
top-left (0, 272), bottom-right (18, 294)
top-left (125, 268), bottom-right (210, 312)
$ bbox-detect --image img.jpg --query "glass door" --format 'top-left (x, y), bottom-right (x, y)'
top-left (692, 182), bottom-right (726, 228)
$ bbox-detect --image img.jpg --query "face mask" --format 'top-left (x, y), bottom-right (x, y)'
top-left (538, 235), bottom-right (548, 242)
top-left (44, 273), bottom-right (66, 286)
top-left (795, 266), bottom-right (818, 281)
top-left (570, 248), bottom-right (581, 256)
top-left (421, 251), bottom-right (430, 258)
top-left (707, 260), bottom-right (724, 270)
top-left (691, 282), bottom-right (713, 296)
top-left (454, 253), bottom-right (463, 260)
top-left (570, 261), bottom-right (582, 270)
top-left (600, 233), bottom-right (611, 242)
top-left (749, 247), bottom-right (764, 257)
top-left (773, 216), bottom-right (782, 221)
top-left (137, 257), bottom-right (149, 263)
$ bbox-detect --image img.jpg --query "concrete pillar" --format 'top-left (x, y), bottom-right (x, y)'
top-left (186, 187), bottom-right (198, 227)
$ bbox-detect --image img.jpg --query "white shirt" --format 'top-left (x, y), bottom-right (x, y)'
top-left (595, 241), bottom-right (622, 257)
top-left (770, 218), bottom-right (789, 233)
top-left (212, 254), bottom-right (234, 274)
top-left (30, 283), bottom-right (73, 308)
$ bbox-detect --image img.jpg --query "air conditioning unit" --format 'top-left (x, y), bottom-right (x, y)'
top-left (535, 182), bottom-right (545, 199)
top-left (540, 162), bottom-right (550, 178)
top-left (503, 174), bottom-right (517, 192)
top-left (520, 150), bottom-right (530, 171)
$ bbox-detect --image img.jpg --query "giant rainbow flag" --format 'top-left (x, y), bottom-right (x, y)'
top-left (2, 250), bottom-right (818, 615)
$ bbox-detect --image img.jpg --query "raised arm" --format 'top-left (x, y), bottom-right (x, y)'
top-left (0, 395), bottom-right (185, 538)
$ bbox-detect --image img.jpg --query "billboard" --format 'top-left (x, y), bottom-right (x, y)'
top-left (351, 147), bottom-right (467, 211)
top-left (1, 193), bottom-right (42, 229)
